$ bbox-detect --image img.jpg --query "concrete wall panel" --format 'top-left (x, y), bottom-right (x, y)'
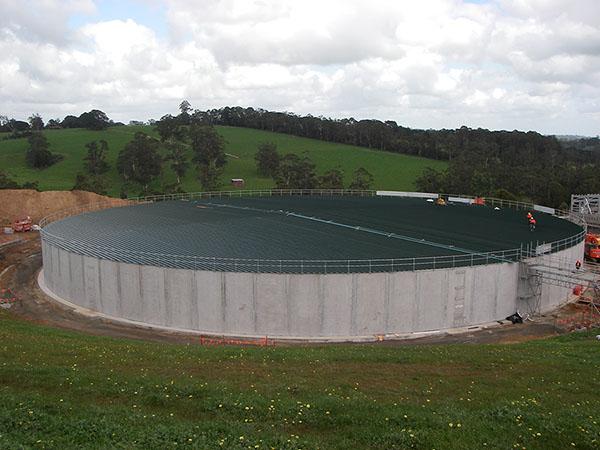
top-left (495, 264), bottom-right (519, 318)
top-left (195, 271), bottom-right (225, 332)
top-left (119, 263), bottom-right (143, 321)
top-left (541, 283), bottom-right (569, 312)
top-left (470, 265), bottom-right (499, 324)
top-left (99, 259), bottom-right (120, 317)
top-left (50, 245), bottom-right (60, 293)
top-left (140, 265), bottom-right (166, 326)
top-left (414, 270), bottom-right (448, 332)
top-left (386, 271), bottom-right (417, 333)
top-left (288, 274), bottom-right (321, 337)
top-left (321, 275), bottom-right (353, 336)
top-left (353, 273), bottom-right (387, 335)
top-left (254, 274), bottom-right (288, 336)
top-left (52, 246), bottom-right (61, 292)
top-left (41, 242), bottom-right (54, 292)
top-left (223, 272), bottom-right (256, 335)
top-left (68, 253), bottom-right (85, 305)
top-left (82, 256), bottom-right (100, 310)
top-left (164, 269), bottom-right (195, 329)
top-left (41, 237), bottom-right (584, 340)
top-left (57, 248), bottom-right (71, 299)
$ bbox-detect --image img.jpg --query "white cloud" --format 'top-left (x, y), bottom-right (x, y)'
top-left (0, 0), bottom-right (599, 134)
top-left (0, 0), bottom-right (95, 44)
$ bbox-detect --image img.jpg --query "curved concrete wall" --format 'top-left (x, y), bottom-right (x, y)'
top-left (40, 240), bottom-right (584, 340)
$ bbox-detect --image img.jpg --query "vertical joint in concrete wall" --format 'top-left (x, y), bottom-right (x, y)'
top-left (190, 272), bottom-right (199, 330)
top-left (412, 272), bottom-right (421, 331)
top-left (284, 275), bottom-right (291, 335)
top-left (252, 273), bottom-right (258, 334)
top-left (350, 274), bottom-right (358, 335)
top-left (116, 263), bottom-right (123, 316)
top-left (441, 270), bottom-right (449, 327)
top-left (318, 275), bottom-right (325, 336)
top-left (97, 258), bottom-right (103, 311)
top-left (220, 272), bottom-right (226, 327)
top-left (384, 273), bottom-right (391, 333)
top-left (162, 269), bottom-right (169, 325)
top-left (138, 265), bottom-right (144, 318)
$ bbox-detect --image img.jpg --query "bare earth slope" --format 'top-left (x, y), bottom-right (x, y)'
top-left (0, 189), bottom-right (127, 225)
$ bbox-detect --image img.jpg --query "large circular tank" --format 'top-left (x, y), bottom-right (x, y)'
top-left (39, 191), bottom-right (585, 340)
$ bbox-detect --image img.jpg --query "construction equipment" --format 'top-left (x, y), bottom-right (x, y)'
top-left (12, 216), bottom-right (32, 233)
top-left (585, 233), bottom-right (600, 262)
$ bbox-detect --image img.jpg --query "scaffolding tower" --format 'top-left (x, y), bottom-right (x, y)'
top-left (571, 194), bottom-right (600, 226)
top-left (519, 255), bottom-right (600, 318)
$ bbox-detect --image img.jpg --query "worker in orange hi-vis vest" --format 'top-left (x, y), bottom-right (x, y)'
top-left (529, 215), bottom-right (536, 231)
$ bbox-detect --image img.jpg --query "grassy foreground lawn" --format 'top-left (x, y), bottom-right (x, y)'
top-left (0, 311), bottom-right (598, 449)
top-left (0, 126), bottom-right (446, 196)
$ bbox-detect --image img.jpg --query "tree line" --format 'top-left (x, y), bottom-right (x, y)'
top-left (70, 101), bottom-right (375, 196)
top-left (0, 110), bottom-right (119, 137)
top-left (155, 105), bottom-right (600, 207)
top-left (3, 103), bottom-right (600, 206)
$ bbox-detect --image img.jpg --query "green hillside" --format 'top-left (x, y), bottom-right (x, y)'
top-left (0, 126), bottom-right (447, 197)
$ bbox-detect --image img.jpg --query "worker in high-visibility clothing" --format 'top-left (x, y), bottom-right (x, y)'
top-left (529, 215), bottom-right (536, 231)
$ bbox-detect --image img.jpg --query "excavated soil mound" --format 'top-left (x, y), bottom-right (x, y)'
top-left (0, 190), bottom-right (128, 225)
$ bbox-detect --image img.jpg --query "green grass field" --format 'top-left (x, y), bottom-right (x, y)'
top-left (0, 311), bottom-right (598, 449)
top-left (0, 126), bottom-right (446, 196)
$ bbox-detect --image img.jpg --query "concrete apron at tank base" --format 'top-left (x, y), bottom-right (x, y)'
top-left (39, 240), bottom-right (584, 342)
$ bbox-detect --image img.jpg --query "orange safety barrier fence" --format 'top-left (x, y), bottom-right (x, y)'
top-left (199, 336), bottom-right (275, 347)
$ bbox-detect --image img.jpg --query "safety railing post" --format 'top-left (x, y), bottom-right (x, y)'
top-left (519, 243), bottom-right (523, 261)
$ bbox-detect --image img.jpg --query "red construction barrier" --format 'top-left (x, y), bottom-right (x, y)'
top-left (201, 336), bottom-right (272, 346)
top-left (199, 336), bottom-right (274, 347)
top-left (555, 312), bottom-right (600, 330)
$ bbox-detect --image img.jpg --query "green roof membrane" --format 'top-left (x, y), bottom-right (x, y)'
top-left (42, 196), bottom-right (583, 273)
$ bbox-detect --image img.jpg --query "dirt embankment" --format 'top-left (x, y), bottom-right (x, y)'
top-left (0, 189), bottom-right (128, 225)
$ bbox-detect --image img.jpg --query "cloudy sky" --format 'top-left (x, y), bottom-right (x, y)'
top-left (1, 0), bottom-right (599, 135)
